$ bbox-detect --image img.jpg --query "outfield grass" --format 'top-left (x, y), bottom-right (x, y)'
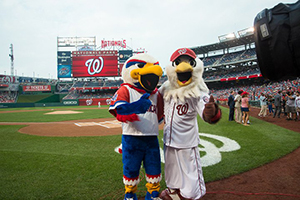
top-left (0, 106), bottom-right (299, 199)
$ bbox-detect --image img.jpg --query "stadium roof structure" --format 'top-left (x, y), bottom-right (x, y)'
top-left (191, 34), bottom-right (255, 55)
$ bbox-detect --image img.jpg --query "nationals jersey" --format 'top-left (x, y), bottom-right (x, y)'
top-left (163, 93), bottom-right (210, 148)
top-left (109, 84), bottom-right (163, 136)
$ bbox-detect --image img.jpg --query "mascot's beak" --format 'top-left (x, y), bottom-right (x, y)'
top-left (130, 63), bottom-right (163, 92)
top-left (175, 62), bottom-right (193, 86)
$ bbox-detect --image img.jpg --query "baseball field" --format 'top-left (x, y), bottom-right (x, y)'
top-left (0, 105), bottom-right (299, 200)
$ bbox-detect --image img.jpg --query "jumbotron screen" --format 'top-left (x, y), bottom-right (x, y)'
top-left (72, 50), bottom-right (118, 77)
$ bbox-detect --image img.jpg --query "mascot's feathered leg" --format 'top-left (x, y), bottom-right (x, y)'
top-left (123, 134), bottom-right (162, 200)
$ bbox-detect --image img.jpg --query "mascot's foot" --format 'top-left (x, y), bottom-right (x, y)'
top-left (145, 191), bottom-right (161, 200)
top-left (124, 192), bottom-right (138, 200)
top-left (159, 188), bottom-right (193, 200)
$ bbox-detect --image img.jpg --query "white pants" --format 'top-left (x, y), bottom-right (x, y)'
top-left (164, 145), bottom-right (206, 199)
top-left (235, 107), bottom-right (242, 123)
top-left (258, 105), bottom-right (268, 117)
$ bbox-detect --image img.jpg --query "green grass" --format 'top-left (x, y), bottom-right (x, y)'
top-left (0, 106), bottom-right (299, 199)
top-left (0, 105), bottom-right (108, 111)
top-left (0, 107), bottom-right (111, 122)
top-left (0, 125), bottom-right (124, 199)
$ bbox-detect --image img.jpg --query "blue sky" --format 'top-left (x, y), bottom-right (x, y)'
top-left (0, 0), bottom-right (297, 79)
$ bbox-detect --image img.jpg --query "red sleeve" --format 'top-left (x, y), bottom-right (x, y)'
top-left (109, 86), bottom-right (130, 117)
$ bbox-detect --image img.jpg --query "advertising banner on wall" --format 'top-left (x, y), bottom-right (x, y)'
top-left (0, 75), bottom-right (16, 83)
top-left (57, 65), bottom-right (72, 78)
top-left (101, 39), bottom-right (126, 49)
top-left (23, 85), bottom-right (51, 92)
top-left (72, 51), bottom-right (118, 77)
top-left (57, 37), bottom-right (96, 47)
top-left (62, 99), bottom-right (78, 106)
top-left (57, 51), bottom-right (72, 65)
top-left (78, 98), bottom-right (111, 106)
top-left (118, 50), bottom-right (132, 63)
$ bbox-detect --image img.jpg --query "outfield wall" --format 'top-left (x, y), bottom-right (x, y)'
top-left (0, 102), bottom-right (66, 108)
top-left (78, 98), bottom-right (111, 106)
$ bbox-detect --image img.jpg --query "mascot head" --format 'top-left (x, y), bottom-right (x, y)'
top-left (122, 53), bottom-right (163, 92)
top-left (162, 48), bottom-right (209, 102)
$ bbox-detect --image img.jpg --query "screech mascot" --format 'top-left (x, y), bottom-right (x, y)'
top-left (159, 48), bottom-right (222, 200)
top-left (109, 53), bottom-right (164, 200)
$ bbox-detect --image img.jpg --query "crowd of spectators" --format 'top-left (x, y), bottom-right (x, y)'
top-left (18, 77), bottom-right (57, 85)
top-left (203, 65), bottom-right (260, 81)
top-left (56, 81), bottom-right (73, 93)
top-left (202, 55), bottom-right (223, 66)
top-left (223, 79), bottom-right (300, 123)
top-left (62, 91), bottom-right (79, 100)
top-left (104, 79), bottom-right (123, 87)
top-left (0, 91), bottom-right (18, 103)
top-left (67, 79), bottom-right (123, 91)
top-left (202, 49), bottom-right (256, 66)
top-left (211, 78), bottom-right (300, 102)
top-left (63, 91), bottom-right (114, 100)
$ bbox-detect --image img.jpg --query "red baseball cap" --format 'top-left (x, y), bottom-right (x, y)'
top-left (170, 48), bottom-right (197, 62)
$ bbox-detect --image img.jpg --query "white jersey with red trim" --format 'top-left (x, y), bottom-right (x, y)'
top-left (109, 84), bottom-right (163, 136)
top-left (162, 93), bottom-right (210, 148)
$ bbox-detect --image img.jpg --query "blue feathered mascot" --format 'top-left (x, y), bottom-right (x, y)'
top-left (109, 53), bottom-right (164, 200)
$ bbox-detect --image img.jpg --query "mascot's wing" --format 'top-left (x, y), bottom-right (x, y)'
top-left (109, 86), bottom-right (151, 122)
top-left (202, 95), bottom-right (222, 124)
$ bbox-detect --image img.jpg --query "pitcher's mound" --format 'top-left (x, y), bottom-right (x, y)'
top-left (45, 111), bottom-right (83, 115)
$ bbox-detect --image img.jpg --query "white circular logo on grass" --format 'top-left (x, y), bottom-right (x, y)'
top-left (114, 133), bottom-right (240, 167)
top-left (198, 133), bottom-right (240, 167)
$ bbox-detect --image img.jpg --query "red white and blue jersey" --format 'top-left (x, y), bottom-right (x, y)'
top-left (162, 93), bottom-right (210, 148)
top-left (109, 83), bottom-right (163, 136)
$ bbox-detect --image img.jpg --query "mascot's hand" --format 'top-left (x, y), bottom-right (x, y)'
top-left (135, 93), bottom-right (152, 114)
top-left (116, 93), bottom-right (152, 123)
top-left (203, 95), bottom-right (222, 124)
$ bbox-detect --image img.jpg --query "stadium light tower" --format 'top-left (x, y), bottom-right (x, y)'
top-left (9, 44), bottom-right (14, 76)
top-left (238, 27), bottom-right (254, 37)
top-left (218, 32), bottom-right (237, 42)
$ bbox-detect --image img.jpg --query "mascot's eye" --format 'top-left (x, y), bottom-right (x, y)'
top-left (137, 63), bottom-right (145, 68)
top-left (172, 59), bottom-right (180, 67)
top-left (189, 59), bottom-right (196, 67)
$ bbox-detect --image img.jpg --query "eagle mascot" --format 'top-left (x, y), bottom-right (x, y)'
top-left (159, 48), bottom-right (222, 200)
top-left (109, 53), bottom-right (164, 200)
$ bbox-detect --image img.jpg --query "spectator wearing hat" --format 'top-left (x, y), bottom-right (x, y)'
top-left (234, 90), bottom-right (243, 123)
